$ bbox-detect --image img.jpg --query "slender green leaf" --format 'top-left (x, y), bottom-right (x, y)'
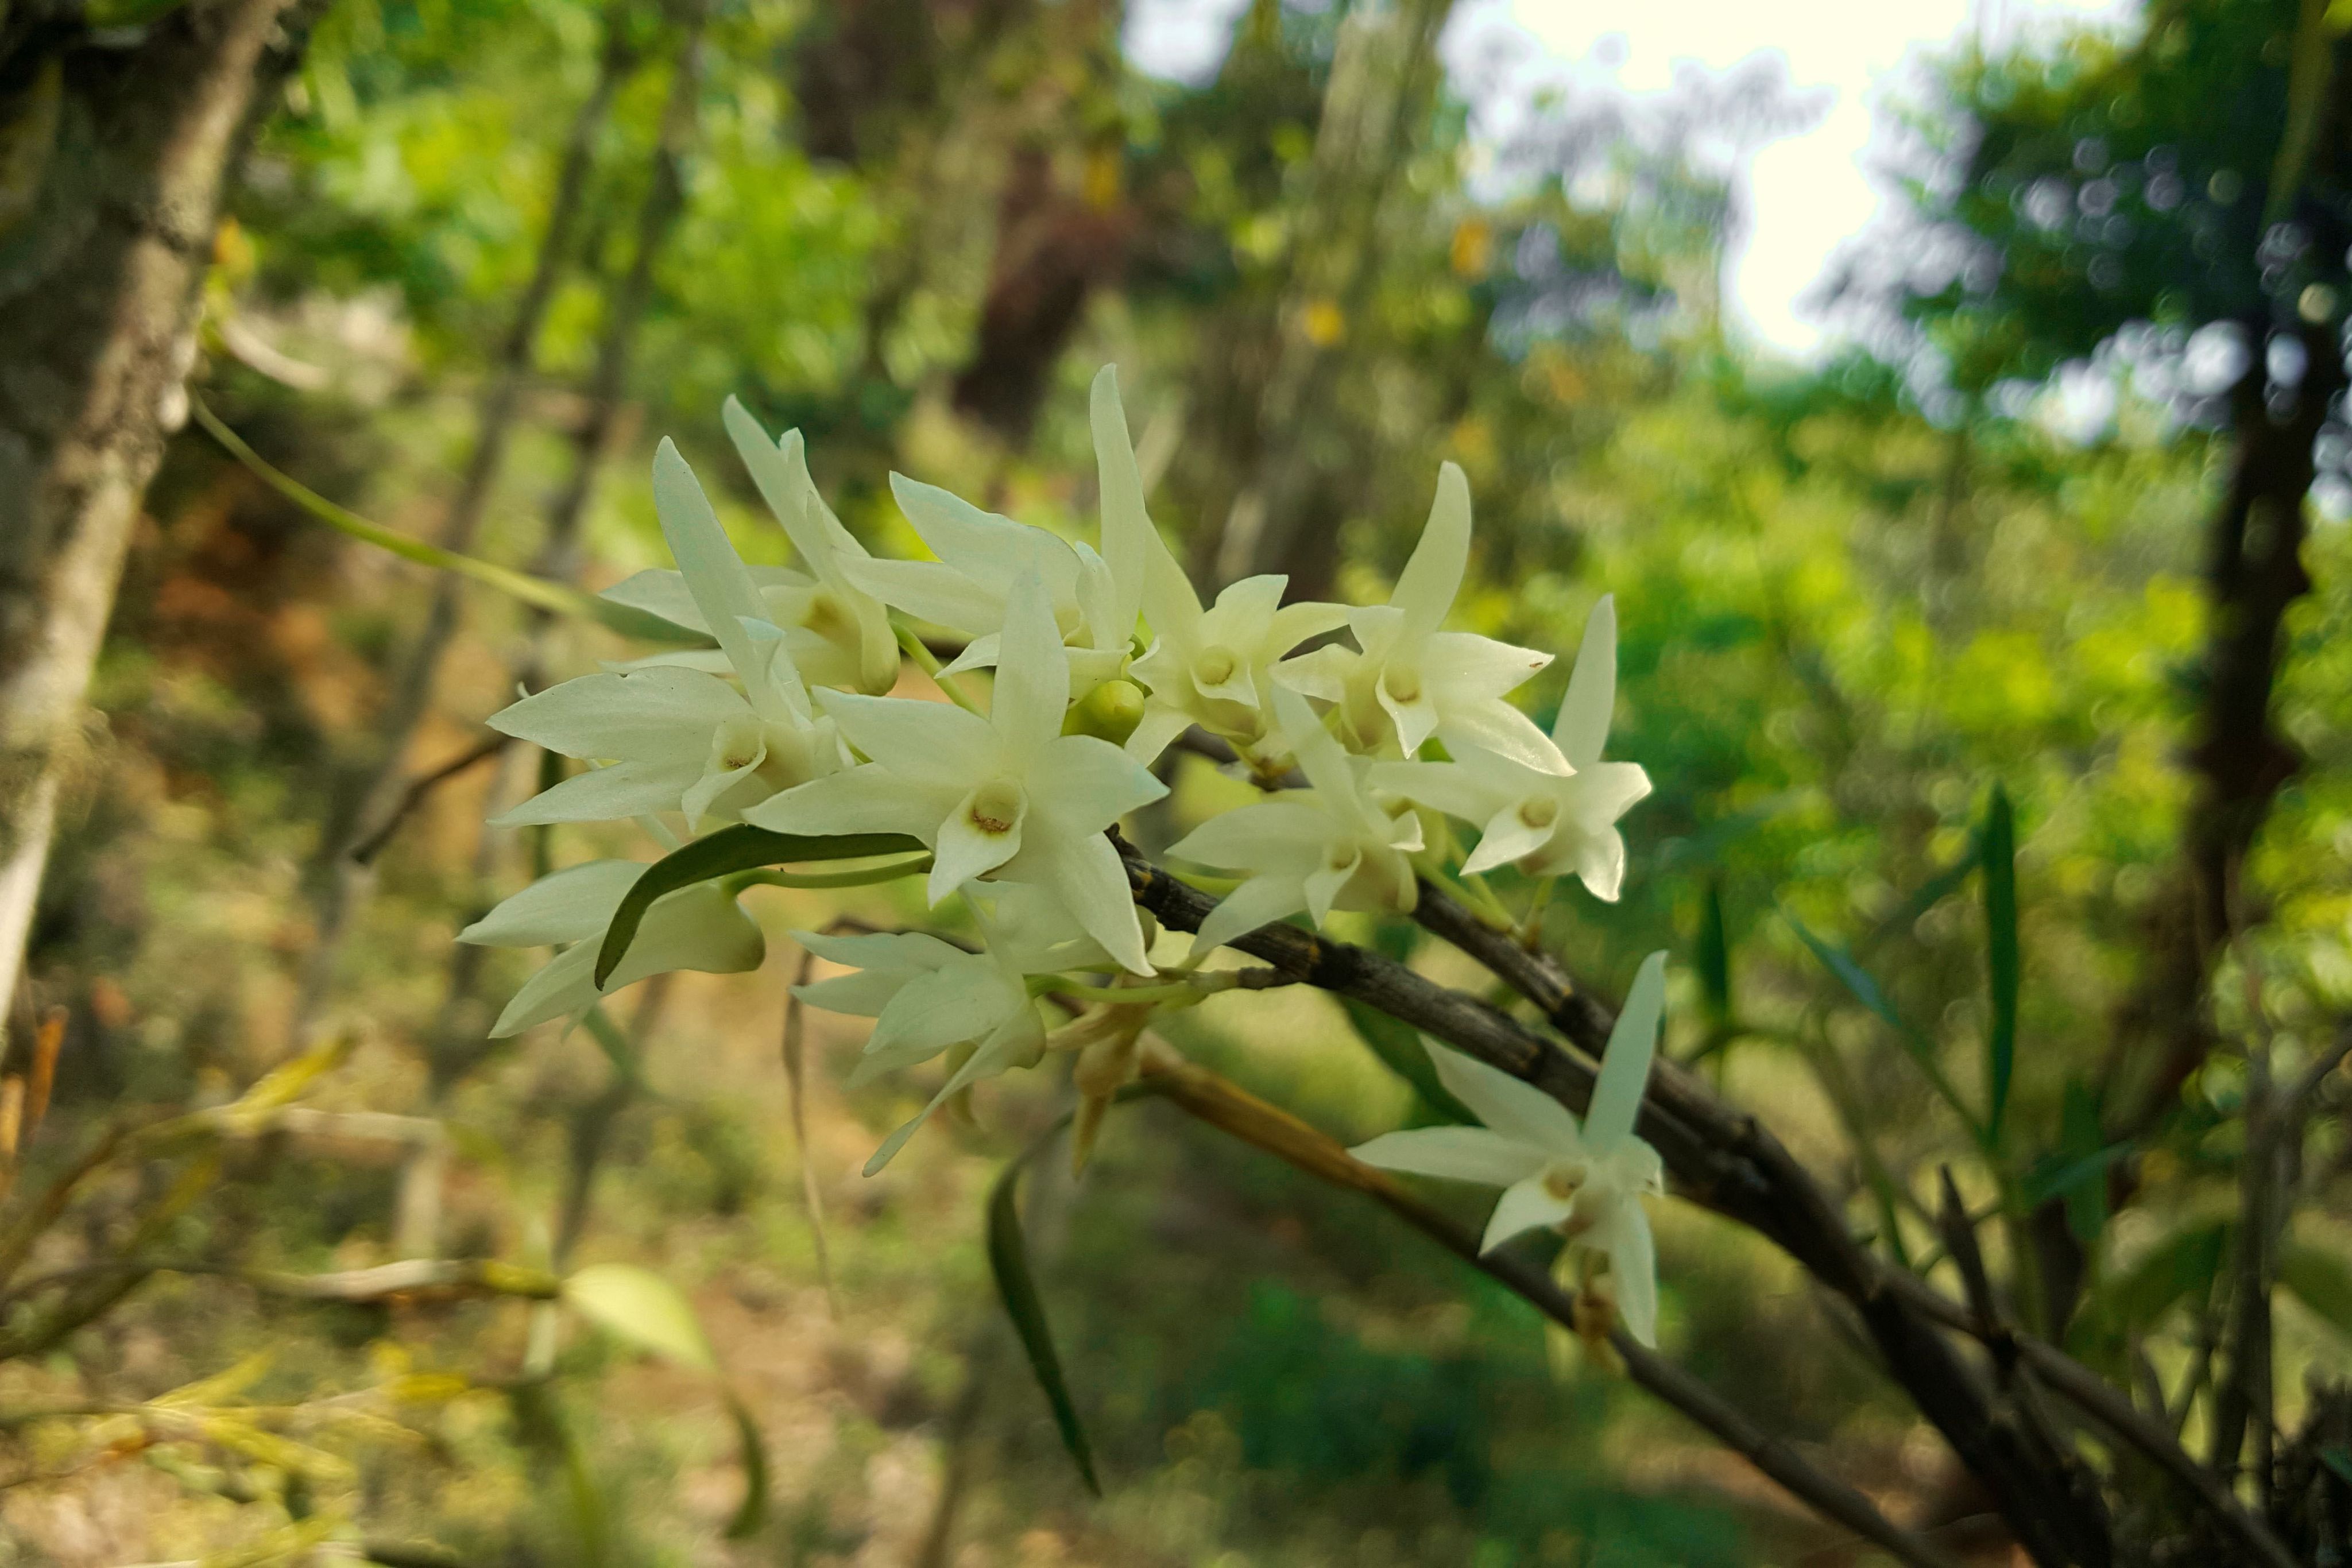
top-left (724, 1391), bottom-right (770, 1539)
top-left (595, 826), bottom-right (925, 985)
top-left (2051, 1079), bottom-right (2111, 1245)
top-left (563, 1264), bottom-right (717, 1373)
top-left (2079, 1219), bottom-right (2228, 1338)
top-left (1982, 784), bottom-right (2020, 1144)
top-left (1340, 997), bottom-right (1472, 1124)
top-left (1785, 909), bottom-right (1913, 1038)
top-left (1784, 907), bottom-right (1984, 1140)
top-left (1862, 838), bottom-right (1979, 952)
top-left (2280, 1244), bottom-right (2352, 1343)
top-left (1697, 876), bottom-right (1731, 1026)
top-left (988, 1144), bottom-right (1102, 1496)
top-left (509, 1384), bottom-right (608, 1567)
top-left (193, 398), bottom-right (693, 644)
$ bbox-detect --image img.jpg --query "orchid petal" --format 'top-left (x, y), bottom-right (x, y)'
top-left (1593, 1202), bottom-right (1659, 1347)
top-left (652, 440), bottom-right (772, 690)
top-left (1190, 872), bottom-right (1309, 957)
top-left (1460, 799), bottom-right (1557, 877)
top-left (1169, 800), bottom-right (1332, 872)
top-left (1002, 828), bottom-right (1152, 974)
top-left (1028, 735), bottom-right (1168, 833)
top-left (1424, 1039), bottom-right (1582, 1153)
top-left (492, 758), bottom-right (702, 826)
top-left (1392, 461), bottom-right (1471, 642)
top-left (460, 860), bottom-right (640, 948)
top-left (1302, 851), bottom-right (1356, 927)
top-left (745, 765), bottom-right (960, 840)
top-left (1090, 365), bottom-right (1152, 634)
top-left (1480, 1172), bottom-right (1576, 1254)
top-left (1585, 951), bottom-right (1666, 1149)
top-left (815, 690), bottom-right (997, 789)
top-left (991, 571), bottom-right (1070, 760)
top-left (489, 668), bottom-right (748, 760)
top-left (1351, 1126), bottom-right (1546, 1187)
top-left (1554, 595), bottom-right (1618, 769)
top-left (929, 788), bottom-right (1024, 903)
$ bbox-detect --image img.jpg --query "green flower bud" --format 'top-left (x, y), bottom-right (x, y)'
top-left (1064, 677), bottom-right (1147, 745)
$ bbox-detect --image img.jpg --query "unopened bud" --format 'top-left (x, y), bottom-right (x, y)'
top-left (1064, 678), bottom-right (1147, 745)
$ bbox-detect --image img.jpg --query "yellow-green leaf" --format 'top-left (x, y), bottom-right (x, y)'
top-left (563, 1264), bottom-right (716, 1373)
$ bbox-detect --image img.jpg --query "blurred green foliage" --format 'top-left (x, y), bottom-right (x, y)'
top-left (7, 0), bottom-right (2351, 1561)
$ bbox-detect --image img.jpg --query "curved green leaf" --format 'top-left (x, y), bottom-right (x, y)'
top-left (724, 1391), bottom-right (771, 1539)
top-left (989, 1136), bottom-right (1102, 1496)
top-left (1785, 905), bottom-right (1986, 1143)
top-left (594, 825), bottom-right (925, 985)
top-left (1982, 784), bottom-right (2020, 1144)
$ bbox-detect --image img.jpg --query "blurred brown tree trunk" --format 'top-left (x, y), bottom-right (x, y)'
top-left (0, 0), bottom-right (314, 1042)
top-left (1205, 0), bottom-right (1453, 596)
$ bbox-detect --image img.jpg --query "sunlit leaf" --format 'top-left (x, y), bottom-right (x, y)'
top-left (563, 1263), bottom-right (717, 1373)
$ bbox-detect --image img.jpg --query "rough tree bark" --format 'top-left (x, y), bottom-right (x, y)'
top-left (0, 0), bottom-right (316, 1042)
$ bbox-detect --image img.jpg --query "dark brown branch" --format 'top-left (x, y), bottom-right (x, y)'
top-left (1401, 875), bottom-right (2114, 1566)
top-left (1135, 1046), bottom-right (1963, 1568)
top-left (1119, 837), bottom-right (2116, 1562)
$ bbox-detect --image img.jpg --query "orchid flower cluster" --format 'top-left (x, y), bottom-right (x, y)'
top-left (459, 367), bottom-right (1670, 1341)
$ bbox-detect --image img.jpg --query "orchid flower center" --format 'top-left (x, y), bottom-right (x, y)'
top-left (1193, 645), bottom-right (1239, 687)
top-left (802, 589), bottom-right (849, 641)
top-left (1325, 840), bottom-right (1359, 872)
top-left (1542, 1158), bottom-right (1590, 1201)
top-left (967, 779), bottom-right (1026, 837)
top-left (709, 715), bottom-right (768, 775)
top-left (1383, 664), bottom-right (1423, 704)
top-left (1517, 795), bottom-right (1560, 830)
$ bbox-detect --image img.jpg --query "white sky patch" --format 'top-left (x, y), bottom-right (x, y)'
top-left (1125, 0), bottom-right (2138, 359)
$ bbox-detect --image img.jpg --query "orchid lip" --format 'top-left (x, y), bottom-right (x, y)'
top-left (966, 779), bottom-right (1026, 836)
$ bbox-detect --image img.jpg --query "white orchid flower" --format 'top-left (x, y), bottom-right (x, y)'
top-left (492, 443), bottom-right (845, 828)
top-left (1274, 463), bottom-right (1553, 764)
top-left (745, 571), bottom-right (1167, 973)
top-left (1092, 368), bottom-right (1347, 764)
top-left (459, 859), bottom-right (764, 1037)
top-left (1372, 596), bottom-right (1653, 899)
top-left (598, 413), bottom-right (898, 695)
top-left (1169, 685), bottom-right (1422, 955)
top-left (793, 888), bottom-right (1109, 1173)
top-left (837, 367), bottom-right (1152, 699)
top-left (1353, 951), bottom-right (1670, 1346)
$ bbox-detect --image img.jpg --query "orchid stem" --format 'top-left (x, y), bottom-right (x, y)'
top-left (893, 622), bottom-right (984, 715)
top-left (1516, 876), bottom-right (1558, 948)
top-left (1418, 858), bottom-right (1512, 932)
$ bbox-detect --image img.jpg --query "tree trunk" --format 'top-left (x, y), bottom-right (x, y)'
top-left (0, 0), bottom-right (314, 1041)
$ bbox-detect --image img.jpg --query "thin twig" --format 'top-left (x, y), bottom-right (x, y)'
top-left (1134, 1044), bottom-right (1962, 1568)
top-left (349, 734), bottom-right (513, 865)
